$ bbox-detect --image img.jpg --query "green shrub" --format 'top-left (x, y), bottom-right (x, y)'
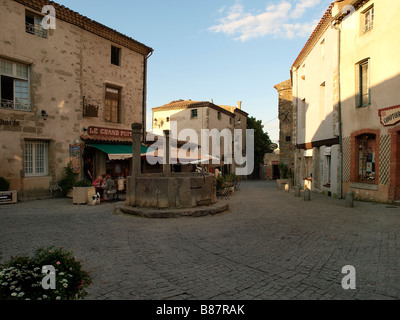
top-left (278, 162), bottom-right (289, 179)
top-left (0, 246), bottom-right (92, 300)
top-left (0, 177), bottom-right (10, 192)
top-left (216, 175), bottom-right (225, 190)
top-left (58, 162), bottom-right (78, 196)
top-left (74, 180), bottom-right (93, 188)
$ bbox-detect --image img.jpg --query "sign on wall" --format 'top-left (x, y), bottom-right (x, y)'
top-left (87, 126), bottom-right (132, 138)
top-left (70, 144), bottom-right (82, 174)
top-left (378, 105), bottom-right (400, 127)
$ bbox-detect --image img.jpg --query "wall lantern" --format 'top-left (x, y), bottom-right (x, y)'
top-left (41, 110), bottom-right (49, 121)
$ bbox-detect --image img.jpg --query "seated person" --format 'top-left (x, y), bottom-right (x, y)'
top-left (104, 175), bottom-right (116, 201)
top-left (92, 175), bottom-right (105, 200)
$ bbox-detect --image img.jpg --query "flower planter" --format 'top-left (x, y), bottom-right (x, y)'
top-left (0, 190), bottom-right (17, 204)
top-left (73, 187), bottom-right (95, 205)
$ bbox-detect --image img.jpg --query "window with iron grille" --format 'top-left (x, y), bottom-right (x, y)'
top-left (25, 12), bottom-right (47, 39)
top-left (24, 141), bottom-right (49, 177)
top-left (0, 58), bottom-right (30, 111)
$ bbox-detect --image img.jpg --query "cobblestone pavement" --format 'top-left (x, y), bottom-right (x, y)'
top-left (1, 180), bottom-right (400, 300)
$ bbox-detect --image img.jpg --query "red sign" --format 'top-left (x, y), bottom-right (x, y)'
top-left (378, 105), bottom-right (400, 127)
top-left (87, 126), bottom-right (132, 138)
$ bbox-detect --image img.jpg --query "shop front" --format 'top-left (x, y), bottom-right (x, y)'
top-left (80, 126), bottom-right (149, 180)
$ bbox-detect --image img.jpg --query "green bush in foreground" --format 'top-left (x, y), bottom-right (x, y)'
top-left (0, 246), bottom-right (92, 300)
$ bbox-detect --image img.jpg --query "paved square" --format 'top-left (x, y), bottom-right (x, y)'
top-left (1, 181), bottom-right (399, 300)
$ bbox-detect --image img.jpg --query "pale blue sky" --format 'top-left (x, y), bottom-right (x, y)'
top-left (57, 0), bottom-right (332, 143)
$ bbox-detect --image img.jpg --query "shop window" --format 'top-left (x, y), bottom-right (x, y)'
top-left (24, 140), bottom-right (49, 177)
top-left (358, 134), bottom-right (376, 183)
top-left (111, 46), bottom-right (121, 66)
top-left (25, 11), bottom-right (47, 39)
top-left (0, 58), bottom-right (30, 111)
top-left (356, 59), bottom-right (370, 108)
top-left (105, 86), bottom-right (120, 123)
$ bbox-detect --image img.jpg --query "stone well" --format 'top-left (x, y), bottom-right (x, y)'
top-left (113, 123), bottom-right (229, 218)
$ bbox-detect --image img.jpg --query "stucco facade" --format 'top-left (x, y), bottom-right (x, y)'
top-left (336, 0), bottom-right (400, 202)
top-left (0, 0), bottom-right (152, 200)
top-left (291, 3), bottom-right (341, 197)
top-left (288, 0), bottom-right (400, 203)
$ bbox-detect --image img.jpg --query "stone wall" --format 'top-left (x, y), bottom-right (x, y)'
top-left (0, 0), bottom-right (148, 200)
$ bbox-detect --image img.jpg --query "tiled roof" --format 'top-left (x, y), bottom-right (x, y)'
top-left (152, 100), bottom-right (233, 116)
top-left (14, 0), bottom-right (153, 57)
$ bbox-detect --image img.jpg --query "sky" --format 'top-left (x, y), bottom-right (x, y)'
top-left (57, 0), bottom-right (333, 144)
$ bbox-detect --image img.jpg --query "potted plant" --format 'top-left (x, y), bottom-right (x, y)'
top-left (59, 162), bottom-right (78, 198)
top-left (73, 180), bottom-right (95, 205)
top-left (0, 177), bottom-right (17, 205)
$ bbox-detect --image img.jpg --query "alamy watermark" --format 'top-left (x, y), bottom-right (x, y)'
top-left (41, 265), bottom-right (56, 290)
top-left (41, 5), bottom-right (57, 30)
top-left (341, 265), bottom-right (356, 290)
top-left (147, 121), bottom-right (255, 176)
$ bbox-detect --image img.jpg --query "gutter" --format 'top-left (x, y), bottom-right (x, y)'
top-left (331, 19), bottom-right (343, 199)
top-left (142, 50), bottom-right (154, 142)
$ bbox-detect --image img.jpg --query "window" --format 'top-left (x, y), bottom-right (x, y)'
top-left (301, 99), bottom-right (306, 129)
top-left (166, 117), bottom-right (170, 122)
top-left (286, 136), bottom-right (291, 142)
top-left (324, 148), bottom-right (332, 187)
top-left (363, 6), bottom-right (374, 33)
top-left (105, 86), bottom-right (120, 123)
top-left (24, 141), bottom-right (49, 177)
top-left (217, 111), bottom-right (221, 120)
top-left (0, 58), bottom-right (30, 111)
top-left (358, 134), bottom-right (376, 183)
top-left (191, 109), bottom-right (198, 119)
top-left (25, 11), bottom-right (47, 39)
top-left (111, 46), bottom-right (121, 66)
top-left (356, 59), bottom-right (370, 107)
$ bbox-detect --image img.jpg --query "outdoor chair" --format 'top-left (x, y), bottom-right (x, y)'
top-left (49, 181), bottom-right (62, 198)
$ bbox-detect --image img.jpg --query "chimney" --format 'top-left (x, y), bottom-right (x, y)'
top-left (238, 101), bottom-right (242, 110)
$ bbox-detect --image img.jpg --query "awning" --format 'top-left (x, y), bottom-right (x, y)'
top-left (142, 146), bottom-right (221, 165)
top-left (88, 144), bottom-right (149, 160)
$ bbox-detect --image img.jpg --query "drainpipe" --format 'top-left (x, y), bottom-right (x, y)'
top-left (142, 50), bottom-right (154, 142)
top-left (331, 20), bottom-right (343, 199)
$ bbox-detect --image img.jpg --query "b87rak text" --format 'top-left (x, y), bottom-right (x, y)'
top-left (200, 304), bottom-right (245, 315)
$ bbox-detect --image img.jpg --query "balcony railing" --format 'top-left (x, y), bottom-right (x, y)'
top-left (1, 99), bottom-right (31, 111)
top-left (25, 22), bottom-right (47, 39)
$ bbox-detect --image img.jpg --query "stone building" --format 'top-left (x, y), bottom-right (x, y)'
top-left (151, 100), bottom-right (248, 175)
top-left (0, 0), bottom-right (153, 200)
top-left (274, 79), bottom-right (295, 177)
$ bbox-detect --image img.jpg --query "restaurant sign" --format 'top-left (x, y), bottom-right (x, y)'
top-left (87, 126), bottom-right (132, 138)
top-left (378, 105), bottom-right (400, 127)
